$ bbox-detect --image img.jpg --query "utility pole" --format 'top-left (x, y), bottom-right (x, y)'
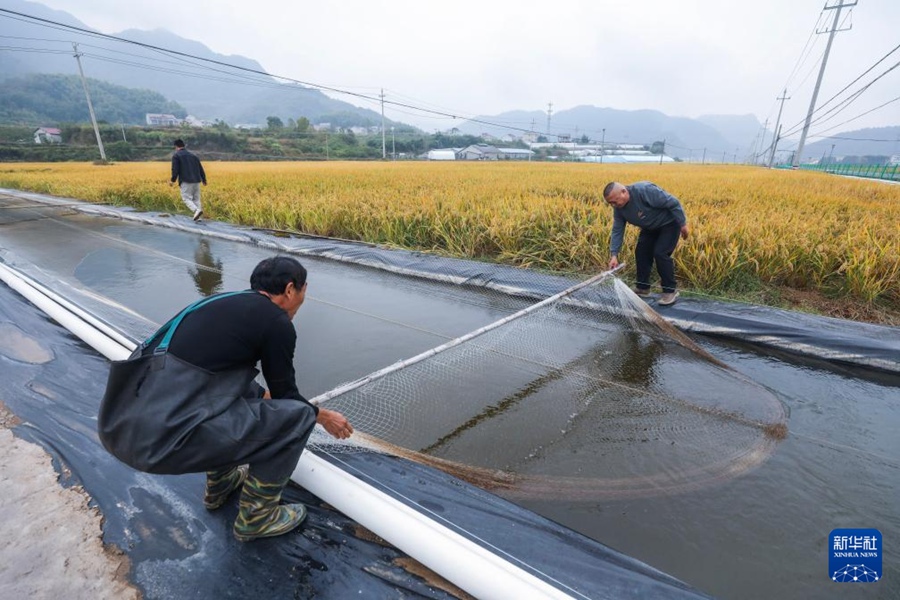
top-left (380, 89), bottom-right (386, 159)
top-left (546, 102), bottom-right (553, 136)
top-left (702, 148), bottom-right (706, 164)
top-left (722, 150), bottom-right (727, 163)
top-left (600, 128), bottom-right (606, 163)
top-left (768, 124), bottom-right (783, 168)
top-left (120, 123), bottom-right (127, 142)
top-left (659, 139), bottom-right (666, 165)
top-left (793, 0), bottom-right (856, 167)
top-left (767, 89), bottom-right (790, 168)
top-left (391, 126), bottom-right (395, 159)
top-left (72, 42), bottom-right (106, 161)
top-left (755, 119), bottom-right (768, 163)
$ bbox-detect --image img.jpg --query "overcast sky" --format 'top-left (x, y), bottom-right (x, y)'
top-left (24, 0), bottom-right (900, 139)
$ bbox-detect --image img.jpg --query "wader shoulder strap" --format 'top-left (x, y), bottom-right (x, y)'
top-left (143, 290), bottom-right (256, 354)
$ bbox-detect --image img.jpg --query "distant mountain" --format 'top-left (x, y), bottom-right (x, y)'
top-left (0, 0), bottom-right (394, 127)
top-left (803, 127), bottom-right (900, 162)
top-left (458, 105), bottom-right (757, 160)
top-left (0, 73), bottom-right (185, 124)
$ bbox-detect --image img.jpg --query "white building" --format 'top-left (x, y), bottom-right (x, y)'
top-left (145, 113), bottom-right (181, 127)
top-left (183, 115), bottom-right (212, 128)
top-left (33, 127), bottom-right (62, 144)
top-left (427, 149), bottom-right (457, 161)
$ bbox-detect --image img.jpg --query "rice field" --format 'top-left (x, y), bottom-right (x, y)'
top-left (2, 161), bottom-right (898, 309)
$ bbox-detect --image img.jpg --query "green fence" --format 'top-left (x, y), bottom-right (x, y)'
top-left (802, 162), bottom-right (900, 182)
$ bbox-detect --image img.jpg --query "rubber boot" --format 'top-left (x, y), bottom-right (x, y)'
top-left (233, 475), bottom-right (307, 542)
top-left (203, 465), bottom-right (249, 510)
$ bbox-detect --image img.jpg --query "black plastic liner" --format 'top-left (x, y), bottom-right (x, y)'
top-left (0, 280), bottom-right (711, 599)
top-left (3, 188), bottom-right (896, 374)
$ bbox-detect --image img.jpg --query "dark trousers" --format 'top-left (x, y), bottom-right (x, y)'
top-left (635, 222), bottom-right (681, 293)
top-left (185, 397), bottom-right (318, 482)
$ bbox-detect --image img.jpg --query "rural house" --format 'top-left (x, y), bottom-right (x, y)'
top-left (145, 113), bottom-right (181, 126)
top-left (33, 127), bottom-right (62, 144)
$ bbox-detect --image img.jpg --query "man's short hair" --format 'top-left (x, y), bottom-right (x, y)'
top-left (250, 256), bottom-right (307, 295)
top-left (602, 181), bottom-right (619, 199)
top-left (173, 139), bottom-right (185, 148)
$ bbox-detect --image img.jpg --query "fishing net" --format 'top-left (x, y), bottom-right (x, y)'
top-left (312, 272), bottom-right (787, 500)
top-left (0, 194), bottom-right (787, 501)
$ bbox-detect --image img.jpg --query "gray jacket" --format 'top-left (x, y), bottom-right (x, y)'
top-left (609, 182), bottom-right (687, 255)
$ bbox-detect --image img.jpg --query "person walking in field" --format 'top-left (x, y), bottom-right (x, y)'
top-left (603, 181), bottom-right (689, 306)
top-left (170, 139), bottom-right (207, 221)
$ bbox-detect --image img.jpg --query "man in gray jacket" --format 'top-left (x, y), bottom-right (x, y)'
top-left (604, 181), bottom-right (689, 306)
top-left (170, 139), bottom-right (207, 221)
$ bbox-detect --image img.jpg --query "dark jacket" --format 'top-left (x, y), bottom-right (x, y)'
top-left (610, 182), bottom-right (687, 254)
top-left (171, 148), bottom-right (207, 184)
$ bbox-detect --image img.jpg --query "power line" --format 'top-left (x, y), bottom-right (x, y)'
top-left (781, 57), bottom-right (900, 138)
top-left (780, 43), bottom-right (900, 138)
top-left (0, 45), bottom-right (71, 54)
top-left (0, 7), bottom-right (562, 140)
top-left (782, 11), bottom-right (827, 91)
top-left (793, 0), bottom-right (857, 167)
top-left (807, 94), bottom-right (900, 138)
top-left (821, 134), bottom-right (900, 142)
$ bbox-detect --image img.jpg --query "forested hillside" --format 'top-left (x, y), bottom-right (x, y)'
top-left (0, 74), bottom-right (186, 125)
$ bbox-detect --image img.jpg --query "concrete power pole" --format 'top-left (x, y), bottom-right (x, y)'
top-left (600, 128), bottom-right (606, 164)
top-left (769, 125), bottom-right (783, 167)
top-left (755, 119), bottom-right (768, 164)
top-left (792, 0), bottom-right (856, 167)
top-left (546, 102), bottom-right (553, 137)
top-left (768, 90), bottom-right (791, 168)
top-left (380, 89), bottom-right (386, 159)
top-left (72, 42), bottom-right (106, 161)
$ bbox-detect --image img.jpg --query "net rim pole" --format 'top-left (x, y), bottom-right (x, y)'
top-left (0, 260), bottom-right (138, 351)
top-left (311, 265), bottom-right (624, 406)
top-left (0, 261), bottom-right (133, 360)
top-left (0, 261), bottom-right (579, 600)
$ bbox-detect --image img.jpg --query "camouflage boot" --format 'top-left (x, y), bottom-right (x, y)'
top-left (233, 475), bottom-right (307, 542)
top-left (204, 465), bottom-right (249, 510)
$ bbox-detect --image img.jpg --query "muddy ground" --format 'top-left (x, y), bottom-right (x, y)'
top-left (0, 401), bottom-right (141, 599)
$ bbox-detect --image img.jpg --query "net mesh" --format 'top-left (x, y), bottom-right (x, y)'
top-left (313, 274), bottom-right (787, 500)
top-left (0, 195), bottom-right (787, 501)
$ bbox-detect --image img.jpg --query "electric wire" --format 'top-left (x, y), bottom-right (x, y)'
top-left (0, 8), bottom-right (565, 139)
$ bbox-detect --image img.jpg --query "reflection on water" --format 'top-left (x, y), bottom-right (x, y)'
top-left (189, 238), bottom-right (223, 297)
top-left (609, 331), bottom-right (663, 386)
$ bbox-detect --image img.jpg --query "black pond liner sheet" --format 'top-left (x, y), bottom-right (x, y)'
top-left (3, 188), bottom-right (900, 600)
top-left (2, 188), bottom-right (897, 374)
top-left (0, 282), bottom-right (712, 599)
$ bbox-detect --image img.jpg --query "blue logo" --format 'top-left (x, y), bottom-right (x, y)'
top-left (829, 528), bottom-right (881, 583)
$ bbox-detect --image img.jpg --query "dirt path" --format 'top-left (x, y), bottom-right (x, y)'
top-left (0, 401), bottom-right (141, 599)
